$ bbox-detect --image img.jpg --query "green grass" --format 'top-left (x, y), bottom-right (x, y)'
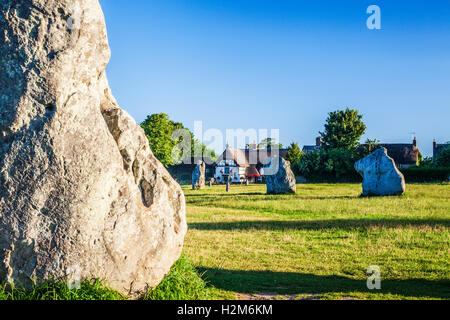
top-left (0, 256), bottom-right (209, 300)
top-left (144, 255), bottom-right (211, 300)
top-left (182, 183), bottom-right (450, 300)
top-left (2, 183), bottom-right (448, 300)
top-left (0, 279), bottom-right (124, 300)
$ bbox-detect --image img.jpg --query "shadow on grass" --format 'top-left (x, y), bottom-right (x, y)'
top-left (189, 219), bottom-right (450, 231)
top-left (186, 192), bottom-right (265, 198)
top-left (186, 195), bottom-right (360, 202)
top-left (198, 267), bottom-right (450, 299)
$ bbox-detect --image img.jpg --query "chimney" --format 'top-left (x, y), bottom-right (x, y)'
top-left (433, 140), bottom-right (437, 158)
top-left (413, 137), bottom-right (417, 147)
top-left (316, 137), bottom-right (322, 147)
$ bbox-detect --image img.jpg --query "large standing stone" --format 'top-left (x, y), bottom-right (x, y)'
top-left (354, 148), bottom-right (406, 196)
top-left (0, 0), bottom-right (187, 296)
top-left (192, 161), bottom-right (205, 190)
top-left (264, 156), bottom-right (296, 194)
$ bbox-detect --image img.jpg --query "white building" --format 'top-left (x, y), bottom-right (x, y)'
top-left (214, 146), bottom-right (289, 183)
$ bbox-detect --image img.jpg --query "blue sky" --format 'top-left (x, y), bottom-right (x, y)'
top-left (100, 0), bottom-right (450, 156)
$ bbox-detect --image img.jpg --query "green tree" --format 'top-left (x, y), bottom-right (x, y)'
top-left (258, 138), bottom-right (283, 149)
top-left (297, 148), bottom-right (361, 182)
top-left (419, 155), bottom-right (434, 168)
top-left (436, 146), bottom-right (450, 167)
top-left (286, 142), bottom-right (302, 164)
top-left (320, 108), bottom-right (367, 150)
top-left (286, 142), bottom-right (303, 176)
top-left (141, 113), bottom-right (178, 167)
top-left (191, 138), bottom-right (216, 161)
top-left (297, 150), bottom-right (322, 179)
top-left (324, 148), bottom-right (358, 179)
top-left (360, 138), bottom-right (381, 157)
top-left (141, 113), bottom-right (217, 167)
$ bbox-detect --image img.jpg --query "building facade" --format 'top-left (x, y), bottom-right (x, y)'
top-left (214, 146), bottom-right (289, 183)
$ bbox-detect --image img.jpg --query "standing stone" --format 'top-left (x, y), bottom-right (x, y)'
top-left (192, 161), bottom-right (206, 190)
top-left (0, 0), bottom-right (187, 296)
top-left (264, 156), bottom-right (296, 194)
top-left (355, 148), bottom-right (406, 196)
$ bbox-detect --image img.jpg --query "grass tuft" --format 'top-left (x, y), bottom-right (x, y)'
top-left (0, 257), bottom-right (209, 300)
top-left (0, 279), bottom-right (124, 300)
top-left (144, 255), bottom-right (210, 300)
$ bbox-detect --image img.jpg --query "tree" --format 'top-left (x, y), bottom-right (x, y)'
top-left (286, 142), bottom-right (303, 176)
top-left (419, 155), bottom-right (434, 168)
top-left (296, 148), bottom-right (361, 181)
top-left (324, 148), bottom-right (358, 179)
top-left (191, 138), bottom-right (216, 161)
top-left (360, 138), bottom-right (381, 157)
top-left (141, 113), bottom-right (178, 167)
top-left (258, 138), bottom-right (283, 149)
top-left (286, 142), bottom-right (302, 165)
top-left (320, 108), bottom-right (367, 150)
top-left (141, 113), bottom-right (217, 167)
top-left (436, 146), bottom-right (450, 167)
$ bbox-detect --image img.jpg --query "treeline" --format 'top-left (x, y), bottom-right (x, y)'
top-left (140, 113), bottom-right (217, 167)
top-left (142, 110), bottom-right (450, 182)
top-left (285, 108), bottom-right (450, 183)
top-left (284, 108), bottom-right (378, 182)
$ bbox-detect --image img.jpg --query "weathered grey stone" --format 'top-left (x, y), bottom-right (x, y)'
top-left (192, 161), bottom-right (205, 190)
top-left (264, 156), bottom-right (296, 194)
top-left (0, 0), bottom-right (187, 296)
top-left (355, 148), bottom-right (406, 196)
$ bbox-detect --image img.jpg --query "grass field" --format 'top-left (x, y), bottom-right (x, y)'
top-left (1, 183), bottom-right (448, 300)
top-left (182, 183), bottom-right (450, 300)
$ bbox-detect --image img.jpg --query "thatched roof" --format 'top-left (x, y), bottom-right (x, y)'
top-left (358, 144), bottom-right (419, 166)
top-left (216, 147), bottom-right (248, 166)
top-left (382, 144), bottom-right (419, 165)
top-left (217, 147), bottom-right (289, 167)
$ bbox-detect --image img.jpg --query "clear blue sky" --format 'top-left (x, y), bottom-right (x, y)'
top-left (100, 0), bottom-right (450, 156)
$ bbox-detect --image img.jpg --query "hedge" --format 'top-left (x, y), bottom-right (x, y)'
top-left (399, 167), bottom-right (450, 183)
top-left (299, 167), bottom-right (450, 183)
top-left (298, 173), bottom-right (362, 183)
